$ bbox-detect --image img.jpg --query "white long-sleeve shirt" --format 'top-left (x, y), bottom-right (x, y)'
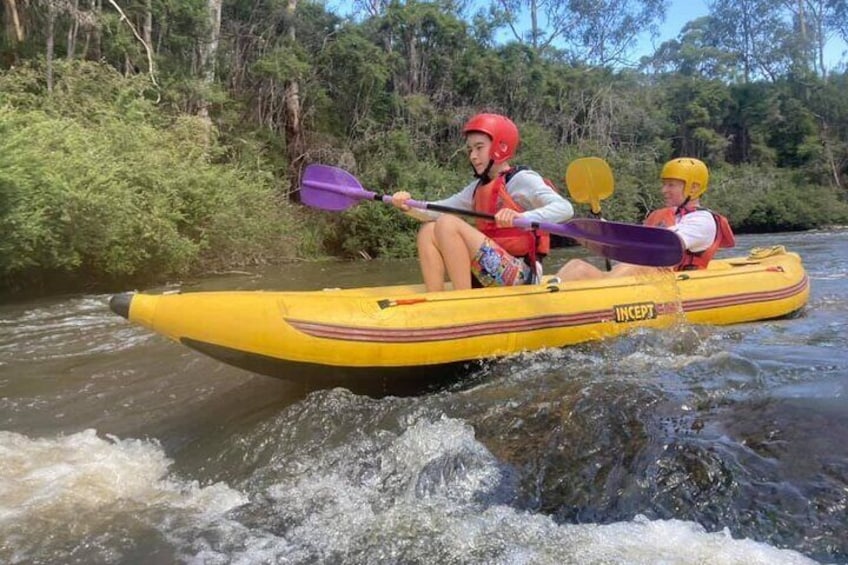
top-left (669, 210), bottom-right (717, 253)
top-left (405, 169), bottom-right (574, 224)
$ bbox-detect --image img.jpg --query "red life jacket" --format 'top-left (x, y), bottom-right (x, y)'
top-left (472, 168), bottom-right (552, 266)
top-left (645, 206), bottom-right (736, 270)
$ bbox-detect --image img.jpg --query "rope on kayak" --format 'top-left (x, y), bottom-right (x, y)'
top-left (676, 266), bottom-right (784, 281)
top-left (377, 284), bottom-right (561, 310)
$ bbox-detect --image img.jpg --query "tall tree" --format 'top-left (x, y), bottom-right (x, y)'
top-left (46, 0), bottom-right (56, 92)
top-left (707, 0), bottom-right (792, 82)
top-left (283, 0), bottom-right (305, 196)
top-left (643, 16), bottom-right (739, 80)
top-left (197, 0), bottom-right (222, 126)
top-left (781, 0), bottom-right (844, 78)
top-left (351, 0), bottom-right (391, 18)
top-left (66, 0), bottom-right (80, 58)
top-left (494, 0), bottom-right (573, 50)
top-left (832, 0), bottom-right (848, 44)
top-left (567, 0), bottom-right (666, 66)
top-left (724, 82), bottom-right (777, 164)
top-left (489, 0), bottom-right (666, 64)
top-left (3, 0), bottom-right (25, 43)
top-left (376, 0), bottom-right (466, 98)
top-left (810, 73), bottom-right (848, 190)
top-left (316, 27), bottom-right (390, 138)
top-left (661, 74), bottom-right (731, 160)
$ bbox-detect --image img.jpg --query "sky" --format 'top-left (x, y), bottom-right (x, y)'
top-left (634, 0), bottom-right (711, 58)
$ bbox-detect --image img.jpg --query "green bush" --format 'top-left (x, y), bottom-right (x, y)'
top-left (0, 62), bottom-right (298, 291)
top-left (706, 164), bottom-right (848, 231)
top-left (320, 137), bottom-right (468, 260)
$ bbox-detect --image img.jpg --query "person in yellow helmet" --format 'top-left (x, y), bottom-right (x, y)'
top-left (391, 113), bottom-right (574, 292)
top-left (556, 157), bottom-right (735, 281)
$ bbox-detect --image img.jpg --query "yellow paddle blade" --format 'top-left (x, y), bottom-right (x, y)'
top-left (565, 157), bottom-right (614, 215)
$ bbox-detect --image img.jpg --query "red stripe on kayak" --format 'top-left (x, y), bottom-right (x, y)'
top-left (681, 276), bottom-right (808, 312)
top-left (286, 276), bottom-right (808, 343)
top-left (287, 309), bottom-right (612, 342)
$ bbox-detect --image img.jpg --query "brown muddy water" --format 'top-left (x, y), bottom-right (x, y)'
top-left (1, 231), bottom-right (846, 564)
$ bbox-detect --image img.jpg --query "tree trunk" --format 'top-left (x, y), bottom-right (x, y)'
top-left (46, 1), bottom-right (56, 93)
top-left (813, 0), bottom-right (827, 79)
top-left (530, 0), bottom-right (539, 49)
top-left (797, 0), bottom-right (807, 54)
top-left (795, 0), bottom-right (811, 99)
top-left (88, 0), bottom-right (102, 60)
top-left (143, 0), bottom-right (153, 55)
top-left (3, 0), bottom-right (24, 42)
top-left (197, 0), bottom-right (222, 136)
top-left (820, 121), bottom-right (844, 191)
top-left (796, 0), bottom-right (811, 81)
top-left (284, 0), bottom-right (305, 200)
top-left (406, 28), bottom-right (419, 94)
top-left (205, 0), bottom-right (222, 84)
top-left (67, 0), bottom-right (80, 58)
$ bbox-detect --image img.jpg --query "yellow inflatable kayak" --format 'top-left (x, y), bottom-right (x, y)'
top-left (109, 247), bottom-right (808, 389)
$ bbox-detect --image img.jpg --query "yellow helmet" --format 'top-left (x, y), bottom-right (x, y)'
top-left (661, 158), bottom-right (709, 199)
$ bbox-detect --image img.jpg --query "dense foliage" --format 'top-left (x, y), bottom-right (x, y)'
top-left (1, 0), bottom-right (847, 291)
top-left (0, 62), bottom-right (297, 291)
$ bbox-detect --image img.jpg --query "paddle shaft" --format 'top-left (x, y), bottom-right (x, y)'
top-left (592, 210), bottom-right (613, 271)
top-left (301, 167), bottom-right (684, 267)
top-left (304, 178), bottom-right (546, 229)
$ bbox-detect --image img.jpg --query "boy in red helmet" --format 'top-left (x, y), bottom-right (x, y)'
top-left (391, 113), bottom-right (574, 292)
top-left (556, 158), bottom-right (735, 281)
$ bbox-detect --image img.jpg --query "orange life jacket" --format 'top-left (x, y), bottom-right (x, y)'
top-left (472, 168), bottom-right (552, 266)
top-left (645, 206), bottom-right (736, 270)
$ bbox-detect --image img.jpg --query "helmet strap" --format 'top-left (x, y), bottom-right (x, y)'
top-left (473, 159), bottom-right (495, 183)
top-left (676, 195), bottom-right (692, 215)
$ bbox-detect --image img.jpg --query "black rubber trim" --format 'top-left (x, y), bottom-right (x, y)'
top-left (109, 293), bottom-right (133, 319)
top-left (179, 337), bottom-right (477, 397)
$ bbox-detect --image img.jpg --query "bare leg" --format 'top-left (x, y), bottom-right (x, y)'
top-left (556, 259), bottom-right (605, 281)
top-left (557, 258), bottom-right (662, 281)
top-left (433, 216), bottom-right (487, 290)
top-left (416, 215), bottom-right (487, 291)
top-left (607, 263), bottom-right (659, 278)
top-left (416, 222), bottom-right (447, 292)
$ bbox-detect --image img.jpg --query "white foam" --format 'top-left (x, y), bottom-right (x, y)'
top-left (0, 429), bottom-right (247, 524)
top-left (0, 423), bottom-right (820, 564)
top-left (224, 416), bottom-right (817, 564)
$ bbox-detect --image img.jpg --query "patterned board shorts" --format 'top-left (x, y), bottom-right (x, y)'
top-left (470, 239), bottom-right (533, 287)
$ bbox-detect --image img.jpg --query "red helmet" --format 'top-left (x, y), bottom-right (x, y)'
top-left (462, 113), bottom-right (519, 164)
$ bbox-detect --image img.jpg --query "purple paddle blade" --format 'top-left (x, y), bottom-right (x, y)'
top-left (301, 164), bottom-right (438, 214)
top-left (550, 218), bottom-right (684, 267)
top-left (301, 164), bottom-right (372, 211)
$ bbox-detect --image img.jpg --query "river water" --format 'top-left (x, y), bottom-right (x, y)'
top-left (1, 230), bottom-right (846, 564)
